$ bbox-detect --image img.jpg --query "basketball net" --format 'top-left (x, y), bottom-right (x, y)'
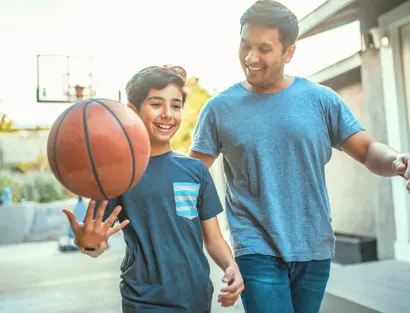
top-left (66, 85), bottom-right (96, 103)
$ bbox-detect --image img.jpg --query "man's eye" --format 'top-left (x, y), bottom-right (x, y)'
top-left (260, 48), bottom-right (272, 53)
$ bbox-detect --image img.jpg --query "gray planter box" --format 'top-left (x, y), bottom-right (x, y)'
top-left (334, 232), bottom-right (378, 265)
top-left (0, 202), bottom-right (35, 245)
top-left (0, 198), bottom-right (79, 245)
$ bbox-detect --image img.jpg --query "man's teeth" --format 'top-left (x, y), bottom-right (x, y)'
top-left (248, 66), bottom-right (263, 71)
top-left (156, 124), bottom-right (172, 129)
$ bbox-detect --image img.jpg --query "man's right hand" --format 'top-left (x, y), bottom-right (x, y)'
top-left (62, 200), bottom-right (129, 249)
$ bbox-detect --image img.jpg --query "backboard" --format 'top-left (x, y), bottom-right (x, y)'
top-left (37, 55), bottom-right (96, 103)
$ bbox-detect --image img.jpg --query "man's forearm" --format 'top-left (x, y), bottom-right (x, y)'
top-left (205, 237), bottom-right (237, 271)
top-left (364, 142), bottom-right (399, 177)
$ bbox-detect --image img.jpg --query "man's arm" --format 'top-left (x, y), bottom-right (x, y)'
top-left (189, 151), bottom-right (217, 169)
top-left (201, 217), bottom-right (244, 307)
top-left (340, 130), bottom-right (410, 178)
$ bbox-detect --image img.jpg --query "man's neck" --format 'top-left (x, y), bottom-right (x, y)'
top-left (247, 75), bottom-right (294, 94)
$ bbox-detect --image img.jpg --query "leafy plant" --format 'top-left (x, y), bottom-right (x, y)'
top-left (0, 113), bottom-right (13, 132)
top-left (0, 170), bottom-right (73, 204)
top-left (171, 77), bottom-right (212, 154)
top-left (33, 173), bottom-right (65, 203)
top-left (0, 170), bottom-right (22, 203)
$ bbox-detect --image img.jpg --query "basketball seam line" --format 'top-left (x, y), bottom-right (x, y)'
top-left (94, 99), bottom-right (136, 192)
top-left (83, 100), bottom-right (108, 199)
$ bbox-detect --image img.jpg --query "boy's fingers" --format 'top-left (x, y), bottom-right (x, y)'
top-left (84, 200), bottom-right (97, 224)
top-left (218, 295), bottom-right (236, 307)
top-left (103, 206), bottom-right (122, 231)
top-left (108, 219), bottom-right (129, 236)
top-left (221, 282), bottom-right (241, 293)
top-left (219, 289), bottom-right (241, 298)
top-left (218, 289), bottom-right (242, 306)
top-left (95, 200), bottom-right (108, 224)
top-left (62, 209), bottom-right (80, 231)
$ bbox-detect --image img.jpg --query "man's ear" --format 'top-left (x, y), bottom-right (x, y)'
top-left (284, 44), bottom-right (296, 64)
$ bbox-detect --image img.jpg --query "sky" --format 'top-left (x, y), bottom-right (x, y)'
top-left (0, 0), bottom-right (361, 127)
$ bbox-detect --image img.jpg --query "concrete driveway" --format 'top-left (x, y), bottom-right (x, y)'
top-left (0, 232), bottom-right (244, 313)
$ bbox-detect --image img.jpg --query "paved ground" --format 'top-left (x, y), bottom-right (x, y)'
top-left (0, 231), bottom-right (244, 313)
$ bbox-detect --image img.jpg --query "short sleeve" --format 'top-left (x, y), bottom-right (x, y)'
top-left (197, 163), bottom-right (224, 221)
top-left (190, 98), bottom-right (220, 157)
top-left (324, 88), bottom-right (364, 150)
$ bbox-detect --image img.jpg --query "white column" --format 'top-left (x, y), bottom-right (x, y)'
top-left (380, 28), bottom-right (410, 262)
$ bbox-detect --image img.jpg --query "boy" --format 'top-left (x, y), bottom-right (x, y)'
top-left (63, 65), bottom-right (244, 313)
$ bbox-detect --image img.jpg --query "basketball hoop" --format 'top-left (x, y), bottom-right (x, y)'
top-left (65, 84), bottom-right (96, 101)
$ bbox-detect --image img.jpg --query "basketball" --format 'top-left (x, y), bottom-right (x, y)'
top-left (47, 98), bottom-right (150, 200)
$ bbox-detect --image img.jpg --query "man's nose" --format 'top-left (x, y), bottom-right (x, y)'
top-left (245, 48), bottom-right (259, 64)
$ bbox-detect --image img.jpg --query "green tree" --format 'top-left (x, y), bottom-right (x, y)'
top-left (0, 113), bottom-right (13, 132)
top-left (171, 77), bottom-right (212, 154)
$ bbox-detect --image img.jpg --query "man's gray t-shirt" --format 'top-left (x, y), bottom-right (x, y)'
top-left (191, 77), bottom-right (363, 262)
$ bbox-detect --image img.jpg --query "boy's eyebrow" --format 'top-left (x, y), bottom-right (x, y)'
top-left (146, 96), bottom-right (182, 103)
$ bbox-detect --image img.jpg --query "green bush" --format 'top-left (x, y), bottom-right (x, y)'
top-left (0, 170), bottom-right (72, 204)
top-left (0, 171), bottom-right (21, 203)
top-left (33, 173), bottom-right (65, 203)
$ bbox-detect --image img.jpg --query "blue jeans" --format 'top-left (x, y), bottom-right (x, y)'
top-left (236, 254), bottom-right (331, 313)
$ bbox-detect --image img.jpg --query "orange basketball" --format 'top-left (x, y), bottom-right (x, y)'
top-left (47, 98), bottom-right (150, 200)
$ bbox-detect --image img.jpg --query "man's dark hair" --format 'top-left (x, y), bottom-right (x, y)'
top-left (126, 65), bottom-right (187, 110)
top-left (240, 0), bottom-right (299, 49)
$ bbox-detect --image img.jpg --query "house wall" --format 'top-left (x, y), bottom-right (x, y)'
top-left (0, 131), bottom-right (49, 164)
top-left (325, 82), bottom-right (378, 237)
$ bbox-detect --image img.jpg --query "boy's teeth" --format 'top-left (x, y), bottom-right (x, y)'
top-left (249, 66), bottom-right (263, 71)
top-left (156, 124), bottom-right (172, 129)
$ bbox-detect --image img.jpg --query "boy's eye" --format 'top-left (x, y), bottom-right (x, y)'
top-left (151, 102), bottom-right (161, 107)
top-left (173, 103), bottom-right (182, 109)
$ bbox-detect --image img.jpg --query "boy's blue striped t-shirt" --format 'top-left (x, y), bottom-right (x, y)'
top-left (100, 151), bottom-right (223, 313)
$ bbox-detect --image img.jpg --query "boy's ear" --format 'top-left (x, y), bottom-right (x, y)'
top-left (127, 103), bottom-right (138, 113)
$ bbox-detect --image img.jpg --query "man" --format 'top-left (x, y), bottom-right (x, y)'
top-left (189, 1), bottom-right (410, 312)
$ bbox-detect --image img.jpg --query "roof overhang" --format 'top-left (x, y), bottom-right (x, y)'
top-left (309, 52), bottom-right (362, 89)
top-left (299, 0), bottom-right (360, 40)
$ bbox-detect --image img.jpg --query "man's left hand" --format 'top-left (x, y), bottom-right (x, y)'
top-left (393, 153), bottom-right (410, 191)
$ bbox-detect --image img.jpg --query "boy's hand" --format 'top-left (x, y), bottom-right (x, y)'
top-left (63, 200), bottom-right (129, 249)
top-left (218, 263), bottom-right (244, 307)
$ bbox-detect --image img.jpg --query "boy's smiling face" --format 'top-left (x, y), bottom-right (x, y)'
top-left (136, 83), bottom-right (184, 155)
